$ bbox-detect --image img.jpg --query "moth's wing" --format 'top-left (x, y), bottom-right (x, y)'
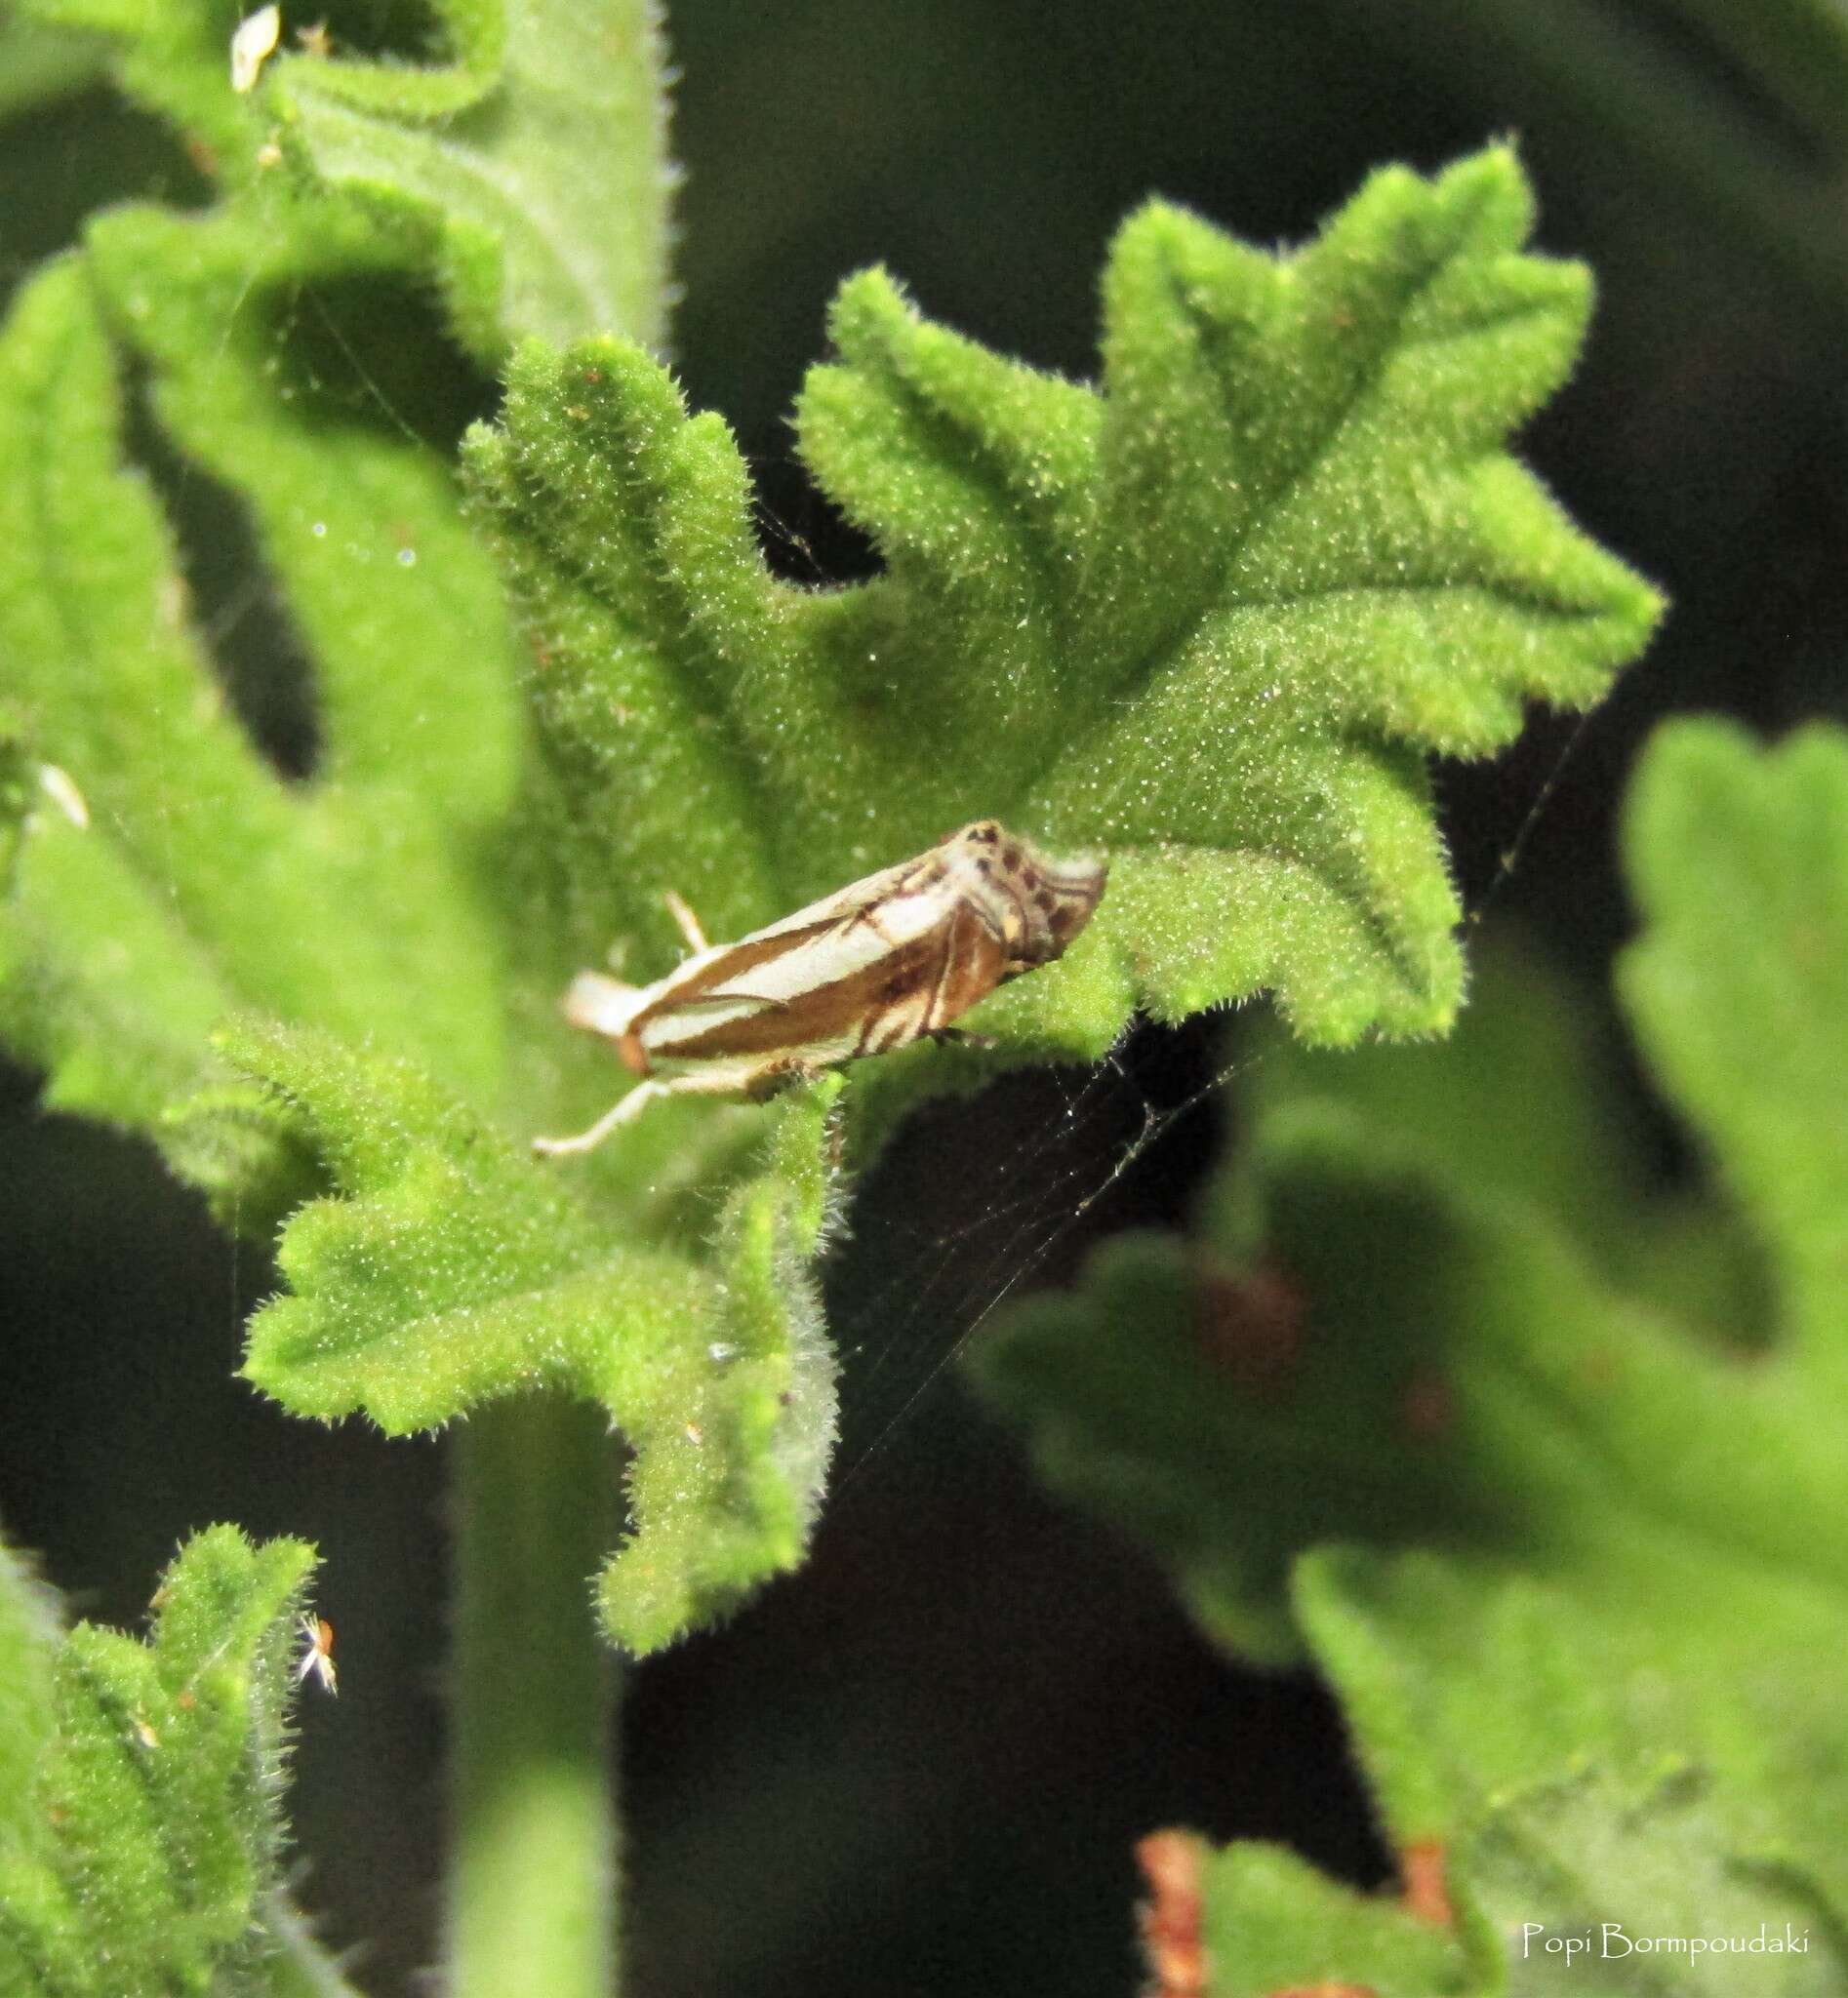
top-left (736, 856), bottom-right (930, 947)
top-left (653, 989), bottom-right (790, 1015)
top-left (662, 859), bottom-right (940, 1011)
top-left (665, 928), bottom-right (938, 1065)
top-left (630, 984), bottom-right (799, 1070)
top-left (921, 900), bottom-right (1011, 1032)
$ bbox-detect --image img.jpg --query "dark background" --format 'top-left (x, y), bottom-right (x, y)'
top-left (4, 1), bottom-right (1846, 1991)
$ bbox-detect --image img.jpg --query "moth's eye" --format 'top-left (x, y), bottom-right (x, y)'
top-left (969, 823), bottom-right (999, 845)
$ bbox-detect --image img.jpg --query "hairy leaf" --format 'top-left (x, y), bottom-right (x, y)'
top-left (15, 0), bottom-right (672, 362)
top-left (0, 1525), bottom-right (360, 1997)
top-left (222, 1019), bottom-right (844, 1649)
top-left (469, 145), bottom-right (1659, 1158)
top-left (973, 723), bottom-right (1848, 1985)
top-left (0, 243), bottom-right (510, 1198)
top-left (1, 142), bottom-right (1656, 1648)
top-left (271, 0), bottom-right (674, 360)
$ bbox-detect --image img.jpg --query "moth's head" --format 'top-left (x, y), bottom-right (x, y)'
top-left (943, 820), bottom-right (1107, 966)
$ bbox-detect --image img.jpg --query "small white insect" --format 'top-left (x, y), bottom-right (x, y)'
top-left (295, 1613), bottom-right (338, 1697)
top-left (534, 820), bottom-right (1106, 1156)
top-left (229, 5), bottom-right (282, 93)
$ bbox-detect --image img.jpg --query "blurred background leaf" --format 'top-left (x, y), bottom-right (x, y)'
top-left (975, 722), bottom-right (1848, 1989)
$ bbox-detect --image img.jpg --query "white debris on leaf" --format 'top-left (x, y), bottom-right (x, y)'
top-left (38, 765), bottom-right (89, 830)
top-left (230, 5), bottom-right (282, 93)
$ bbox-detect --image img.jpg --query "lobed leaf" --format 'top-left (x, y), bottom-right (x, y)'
top-left (18, 0), bottom-right (673, 363)
top-left (0, 240), bottom-right (513, 1209)
top-left (221, 1018), bottom-right (845, 1649)
top-left (1620, 721), bottom-right (1848, 1367)
top-left (0, 1525), bottom-right (361, 1997)
top-left (972, 722), bottom-right (1848, 1986)
top-left (270, 0), bottom-right (674, 360)
top-left (2, 140), bottom-right (1659, 1648)
top-left (471, 145), bottom-right (1660, 1147)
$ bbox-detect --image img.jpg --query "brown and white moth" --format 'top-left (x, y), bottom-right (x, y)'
top-left (533, 820), bottom-right (1106, 1156)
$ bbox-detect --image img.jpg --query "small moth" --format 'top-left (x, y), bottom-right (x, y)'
top-left (296, 1614), bottom-right (338, 1697)
top-left (534, 819), bottom-right (1105, 1156)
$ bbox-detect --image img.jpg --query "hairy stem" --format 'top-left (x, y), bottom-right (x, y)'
top-left (449, 3), bottom-right (673, 1990)
top-left (452, 1398), bottom-right (623, 1997)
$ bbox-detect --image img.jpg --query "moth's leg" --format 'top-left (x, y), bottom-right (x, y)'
top-left (924, 1026), bottom-right (996, 1051)
top-left (532, 1082), bottom-right (670, 1157)
top-left (532, 1061), bottom-right (782, 1157)
top-left (663, 890), bottom-right (709, 956)
top-left (738, 1055), bottom-right (827, 1102)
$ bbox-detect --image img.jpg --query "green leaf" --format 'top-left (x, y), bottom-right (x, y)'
top-left (1, 147), bottom-right (1657, 1650)
top-left (271, 0), bottom-right (674, 359)
top-left (0, 14), bottom-right (105, 121)
top-left (1465, 1767), bottom-right (1843, 1998)
top-left (0, 238), bottom-right (514, 1204)
top-left (1619, 721), bottom-right (1848, 1368)
top-left (1202, 1839), bottom-right (1473, 1996)
top-left (15, 0), bottom-right (673, 360)
top-left (221, 1018), bottom-right (844, 1649)
top-left (973, 722), bottom-right (1848, 1981)
top-left (13, 0), bottom-right (268, 183)
top-left (0, 254), bottom-right (263, 1148)
top-left (470, 146), bottom-right (1659, 1136)
top-left (0, 1525), bottom-right (361, 1998)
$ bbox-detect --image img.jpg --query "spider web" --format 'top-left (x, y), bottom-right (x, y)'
top-left (822, 705), bottom-right (1591, 1496)
top-left (0, 133), bottom-right (1618, 1998)
top-left (746, 501), bottom-right (1606, 1492)
top-left (107, 234), bottom-right (1608, 1514)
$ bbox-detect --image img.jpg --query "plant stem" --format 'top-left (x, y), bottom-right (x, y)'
top-left (452, 1397), bottom-right (622, 1998)
top-left (449, 1), bottom-right (672, 1982)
